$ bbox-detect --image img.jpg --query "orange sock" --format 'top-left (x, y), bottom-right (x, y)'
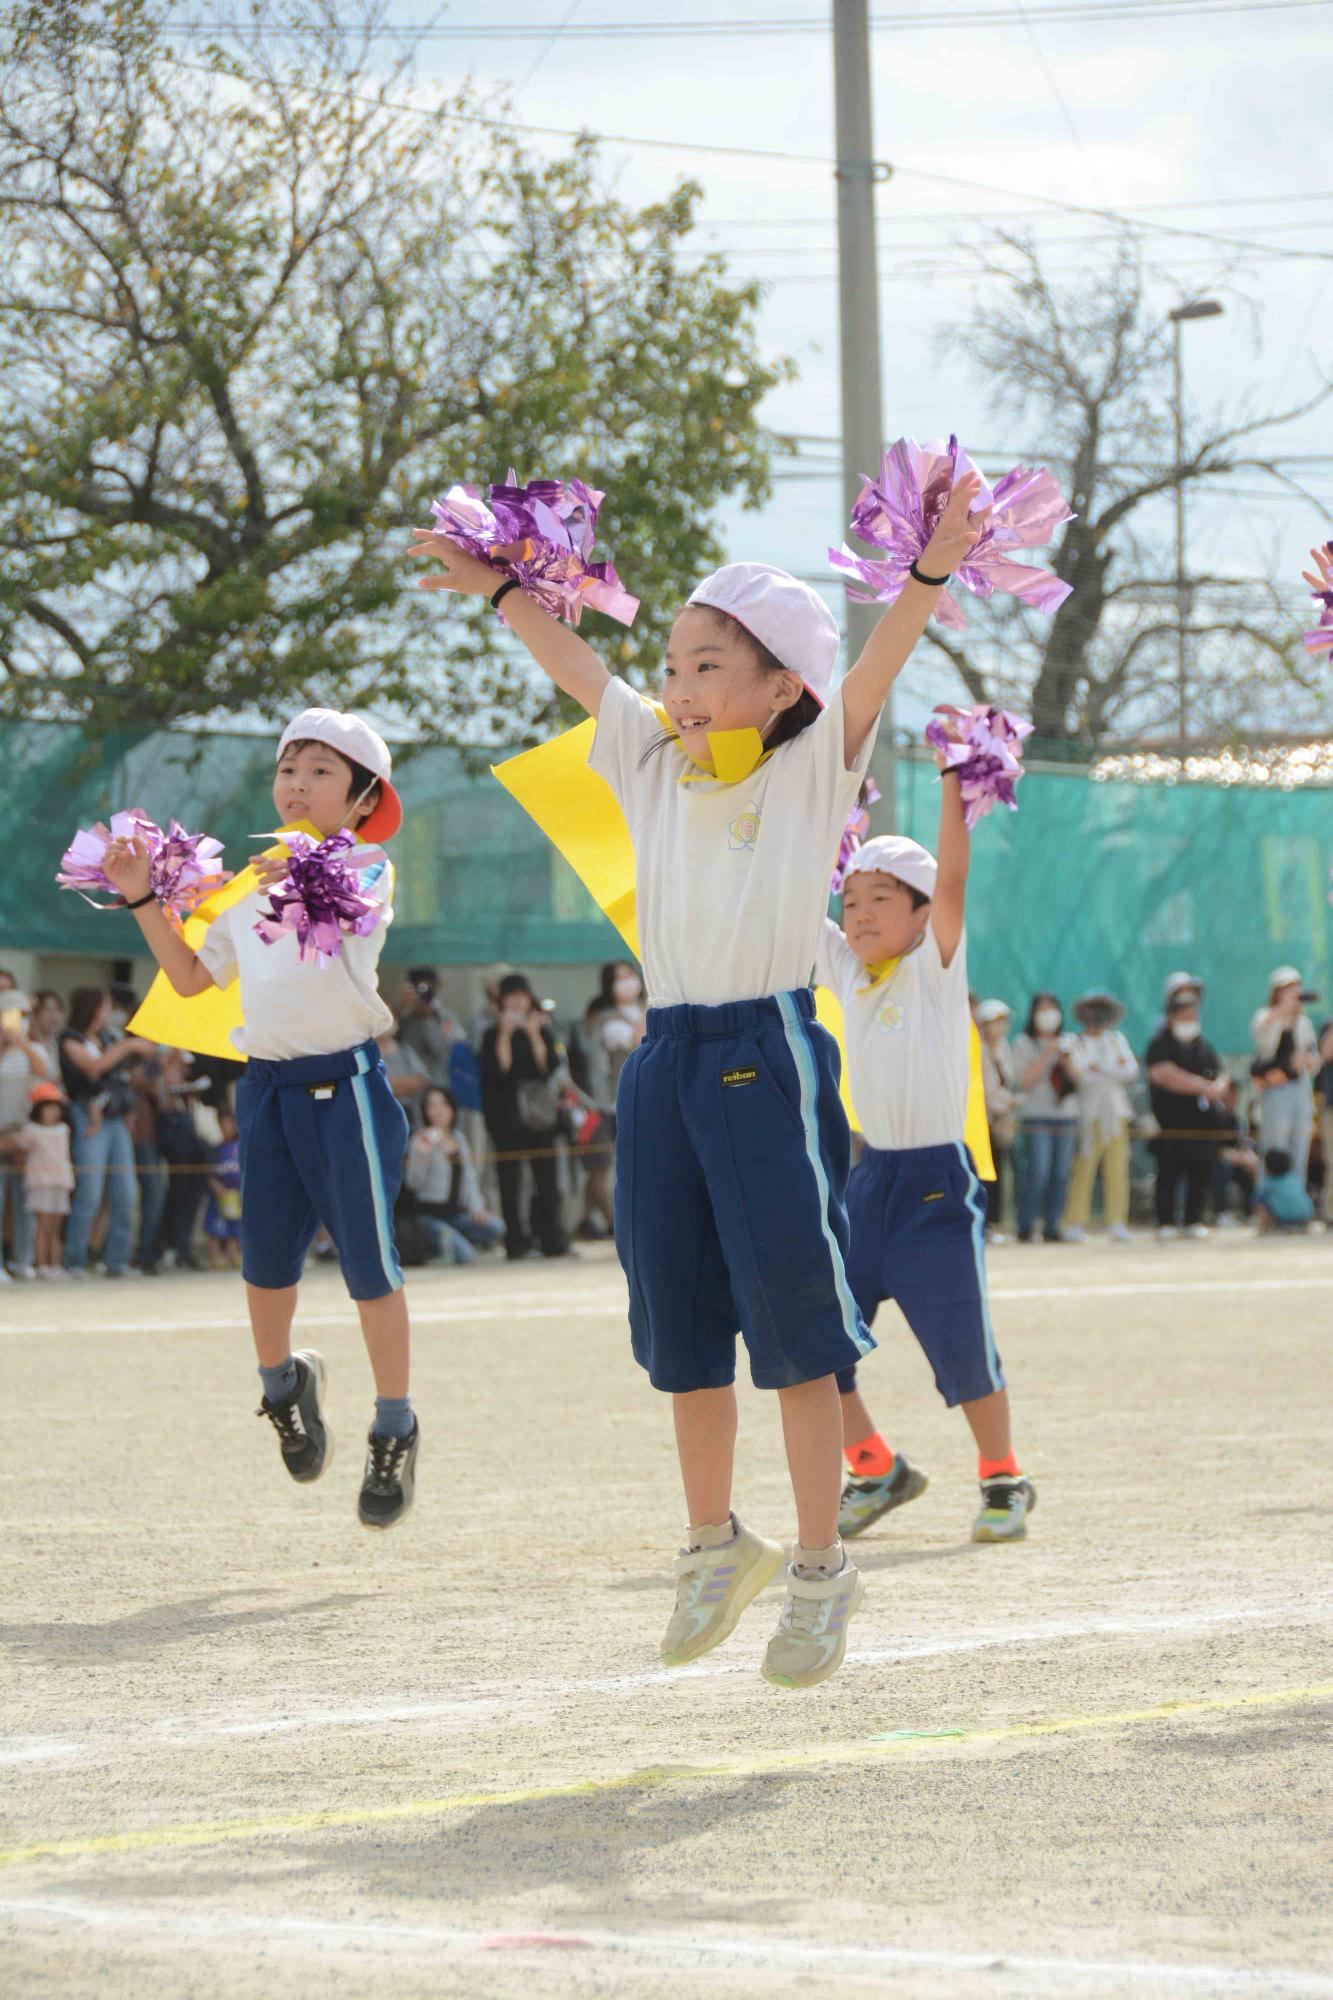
top-left (845, 1431), bottom-right (894, 1478)
top-left (978, 1451), bottom-right (1019, 1480)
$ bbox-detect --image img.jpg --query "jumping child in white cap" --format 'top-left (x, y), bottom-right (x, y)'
top-left (103, 711), bottom-right (420, 1530)
top-left (414, 488), bottom-right (981, 1687)
top-left (815, 765), bottom-right (1035, 1545)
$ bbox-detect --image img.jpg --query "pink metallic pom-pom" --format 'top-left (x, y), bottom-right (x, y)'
top-left (254, 830), bottom-right (387, 966)
top-left (831, 777), bottom-right (882, 893)
top-left (429, 469), bottom-right (638, 628)
top-left (56, 810), bottom-right (230, 914)
top-left (925, 703), bottom-right (1034, 830)
top-left (1303, 543), bottom-right (1333, 654)
top-left (829, 435), bottom-right (1074, 631)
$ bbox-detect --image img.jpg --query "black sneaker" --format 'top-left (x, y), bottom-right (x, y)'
top-left (358, 1418), bottom-right (419, 1530)
top-left (972, 1474), bottom-right (1037, 1543)
top-left (257, 1350), bottom-right (332, 1484)
top-left (838, 1453), bottom-right (930, 1539)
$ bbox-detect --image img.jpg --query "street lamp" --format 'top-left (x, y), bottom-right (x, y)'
top-left (1168, 299), bottom-right (1224, 748)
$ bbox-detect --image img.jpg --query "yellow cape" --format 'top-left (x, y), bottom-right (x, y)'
top-left (492, 721), bottom-right (995, 1179)
top-left (127, 822), bottom-right (381, 1063)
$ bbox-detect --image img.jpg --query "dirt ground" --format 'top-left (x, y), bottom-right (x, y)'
top-left (2, 1233), bottom-right (1331, 2000)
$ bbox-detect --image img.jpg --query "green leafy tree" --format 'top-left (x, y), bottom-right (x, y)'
top-left (0, 0), bottom-right (789, 741)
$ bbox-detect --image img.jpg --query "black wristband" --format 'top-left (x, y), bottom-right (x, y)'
top-left (124, 890), bottom-right (157, 910)
top-left (910, 559), bottom-right (951, 587)
top-left (491, 577), bottom-right (521, 612)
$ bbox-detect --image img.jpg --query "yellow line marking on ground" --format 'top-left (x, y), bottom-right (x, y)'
top-left (4, 1680), bottom-right (1330, 1869)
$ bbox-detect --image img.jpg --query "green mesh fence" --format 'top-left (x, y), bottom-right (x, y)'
top-left (6, 718), bottom-right (1331, 1054)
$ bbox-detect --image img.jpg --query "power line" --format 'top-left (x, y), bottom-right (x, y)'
top-left (146, 50), bottom-right (1333, 267)
top-left (695, 195), bottom-right (1333, 229)
top-left (156, 0), bottom-right (1333, 36)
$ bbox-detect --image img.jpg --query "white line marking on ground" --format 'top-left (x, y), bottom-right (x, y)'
top-left (2, 1899), bottom-right (1330, 1993)
top-left (11, 1599), bottom-right (1329, 1766)
top-left (4, 1270), bottom-right (1331, 1337)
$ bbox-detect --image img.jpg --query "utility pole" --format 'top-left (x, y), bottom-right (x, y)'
top-left (833, 0), bottom-right (891, 819)
top-left (1167, 299), bottom-right (1223, 751)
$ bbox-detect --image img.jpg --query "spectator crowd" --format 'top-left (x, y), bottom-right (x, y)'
top-left (1, 954), bottom-right (1327, 1285)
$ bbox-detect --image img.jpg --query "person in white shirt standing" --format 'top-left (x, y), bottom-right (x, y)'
top-left (102, 710), bottom-right (419, 1531)
top-left (815, 789), bottom-right (1035, 1549)
top-left (1062, 991), bottom-right (1139, 1243)
top-left (1250, 967), bottom-right (1320, 1183)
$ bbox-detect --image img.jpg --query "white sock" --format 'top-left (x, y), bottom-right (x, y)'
top-left (793, 1539), bottom-right (844, 1578)
top-left (686, 1513), bottom-right (737, 1553)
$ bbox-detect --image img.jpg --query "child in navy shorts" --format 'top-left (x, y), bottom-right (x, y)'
top-left (815, 769), bottom-right (1035, 1546)
top-left (104, 710), bottom-right (419, 1529)
top-left (413, 476), bottom-right (982, 1686)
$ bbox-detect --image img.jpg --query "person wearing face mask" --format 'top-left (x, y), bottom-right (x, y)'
top-left (1249, 968), bottom-right (1320, 1185)
top-left (1012, 993), bottom-right (1080, 1244)
top-left (597, 959), bottom-right (647, 1089)
top-left (1063, 992), bottom-right (1139, 1244)
top-left (1145, 975), bottom-right (1229, 1240)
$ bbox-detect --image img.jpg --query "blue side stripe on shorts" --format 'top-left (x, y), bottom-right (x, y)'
top-left (350, 1049), bottom-right (403, 1293)
top-left (776, 991), bottom-right (873, 1357)
top-left (954, 1140), bottom-right (1001, 1391)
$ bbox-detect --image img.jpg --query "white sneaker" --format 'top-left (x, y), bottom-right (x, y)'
top-left (1110, 1224), bottom-right (1132, 1244)
top-left (660, 1517), bottom-right (785, 1667)
top-left (1062, 1225), bottom-right (1087, 1244)
top-left (1186, 1224), bottom-right (1210, 1241)
top-left (10, 1263), bottom-right (36, 1280)
top-left (1216, 1212), bottom-right (1239, 1230)
top-left (761, 1560), bottom-right (865, 1690)
top-left (1156, 1226), bottom-right (1179, 1242)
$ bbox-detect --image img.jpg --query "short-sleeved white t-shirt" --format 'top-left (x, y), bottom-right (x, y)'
top-left (816, 917), bottom-right (970, 1151)
top-left (196, 858), bottom-right (396, 1061)
top-left (588, 677), bottom-right (877, 1008)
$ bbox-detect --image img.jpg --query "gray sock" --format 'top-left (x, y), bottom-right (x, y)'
top-left (259, 1358), bottom-right (298, 1405)
top-left (373, 1395), bottom-right (414, 1441)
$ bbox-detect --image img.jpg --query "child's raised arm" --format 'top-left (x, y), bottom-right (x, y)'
top-left (931, 757), bottom-right (969, 969)
top-left (409, 533), bottom-right (612, 718)
top-left (102, 837), bottom-right (216, 997)
top-left (840, 475), bottom-right (984, 768)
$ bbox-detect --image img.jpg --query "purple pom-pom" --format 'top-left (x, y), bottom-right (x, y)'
top-left (1303, 543), bottom-right (1333, 654)
top-left (831, 778), bottom-right (881, 893)
top-left (829, 436), bottom-right (1074, 631)
top-left (254, 830), bottom-right (387, 966)
top-left (56, 809), bottom-right (230, 913)
top-left (429, 469), bottom-right (638, 628)
top-left (926, 704), bottom-right (1034, 830)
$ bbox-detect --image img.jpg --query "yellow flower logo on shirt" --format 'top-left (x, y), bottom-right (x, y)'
top-left (876, 998), bottom-right (905, 1033)
top-left (728, 801), bottom-right (761, 852)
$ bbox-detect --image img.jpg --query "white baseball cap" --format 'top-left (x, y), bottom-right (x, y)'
top-left (1162, 969), bottom-right (1204, 1006)
top-left (688, 562), bottom-right (840, 707)
top-left (975, 998), bottom-right (1012, 1026)
top-left (841, 833), bottom-right (937, 899)
top-left (277, 708), bottom-right (402, 841)
top-left (1268, 965), bottom-right (1303, 992)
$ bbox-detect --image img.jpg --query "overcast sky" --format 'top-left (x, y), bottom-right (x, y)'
top-left (168, 1), bottom-right (1333, 730)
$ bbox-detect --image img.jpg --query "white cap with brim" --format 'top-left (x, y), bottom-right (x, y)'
top-left (1162, 969), bottom-right (1204, 1006)
top-left (976, 999), bottom-right (1012, 1026)
top-left (840, 833), bottom-right (938, 900)
top-left (277, 708), bottom-right (402, 842)
top-left (1268, 965), bottom-right (1303, 992)
top-left (688, 562), bottom-right (840, 708)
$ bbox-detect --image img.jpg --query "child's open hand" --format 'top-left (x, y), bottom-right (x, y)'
top-left (252, 850), bottom-right (291, 892)
top-left (919, 473), bottom-right (987, 580)
top-left (408, 530), bottom-right (517, 598)
top-left (102, 835), bottom-right (153, 904)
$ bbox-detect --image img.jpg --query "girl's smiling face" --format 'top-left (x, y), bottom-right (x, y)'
top-left (273, 741), bottom-right (372, 836)
top-left (841, 870), bottom-right (931, 966)
top-left (663, 607), bottom-right (803, 765)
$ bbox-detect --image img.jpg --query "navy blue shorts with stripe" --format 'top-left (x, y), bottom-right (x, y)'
top-left (235, 1041), bottom-right (407, 1301)
top-left (614, 989), bottom-right (875, 1393)
top-left (836, 1142), bottom-right (1003, 1408)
